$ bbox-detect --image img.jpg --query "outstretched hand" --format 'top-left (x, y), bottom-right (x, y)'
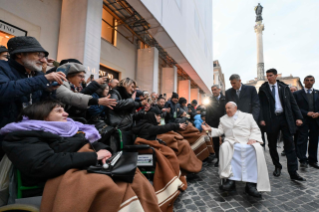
top-left (201, 122), bottom-right (211, 132)
top-left (99, 94), bottom-right (117, 109)
top-left (179, 123), bottom-right (187, 130)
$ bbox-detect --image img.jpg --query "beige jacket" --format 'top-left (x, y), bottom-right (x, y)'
top-left (56, 81), bottom-right (92, 109)
top-left (210, 111), bottom-right (271, 192)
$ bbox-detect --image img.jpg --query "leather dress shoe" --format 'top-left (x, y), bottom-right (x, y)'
top-left (221, 180), bottom-right (236, 191)
top-left (300, 162), bottom-right (308, 168)
top-left (245, 183), bottom-right (261, 198)
top-left (289, 172), bottom-right (306, 181)
top-left (273, 167), bottom-right (281, 177)
top-left (309, 162), bottom-right (319, 169)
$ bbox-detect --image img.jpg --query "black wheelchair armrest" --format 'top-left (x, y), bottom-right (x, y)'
top-left (123, 145), bottom-right (150, 150)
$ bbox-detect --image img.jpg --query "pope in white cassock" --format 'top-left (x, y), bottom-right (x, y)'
top-left (202, 102), bottom-right (271, 198)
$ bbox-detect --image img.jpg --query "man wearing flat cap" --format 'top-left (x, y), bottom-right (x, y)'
top-left (0, 36), bottom-right (66, 159)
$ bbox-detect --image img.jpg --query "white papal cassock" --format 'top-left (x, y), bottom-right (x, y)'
top-left (210, 111), bottom-right (271, 192)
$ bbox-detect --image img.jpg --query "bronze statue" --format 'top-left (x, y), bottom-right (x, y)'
top-left (255, 3), bottom-right (263, 22)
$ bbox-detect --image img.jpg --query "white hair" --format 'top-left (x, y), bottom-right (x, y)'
top-left (227, 101), bottom-right (237, 107)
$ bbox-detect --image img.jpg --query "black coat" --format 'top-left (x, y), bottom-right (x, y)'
top-left (106, 86), bottom-right (141, 131)
top-left (2, 131), bottom-right (110, 186)
top-left (225, 84), bottom-right (260, 121)
top-left (206, 94), bottom-right (226, 128)
top-left (132, 120), bottom-right (179, 140)
top-left (259, 80), bottom-right (303, 134)
top-left (293, 89), bottom-right (319, 126)
top-left (0, 59), bottom-right (50, 129)
top-left (164, 100), bottom-right (184, 123)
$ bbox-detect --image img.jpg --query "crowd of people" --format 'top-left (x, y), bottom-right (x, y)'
top-left (0, 36), bottom-right (317, 211)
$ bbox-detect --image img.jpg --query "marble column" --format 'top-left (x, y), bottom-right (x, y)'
top-left (57, 0), bottom-right (103, 78)
top-left (136, 47), bottom-right (159, 93)
top-left (178, 80), bottom-right (191, 103)
top-left (161, 66), bottom-right (177, 96)
top-left (254, 21), bottom-right (265, 80)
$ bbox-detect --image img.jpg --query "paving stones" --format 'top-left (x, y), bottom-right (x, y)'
top-left (174, 145), bottom-right (319, 211)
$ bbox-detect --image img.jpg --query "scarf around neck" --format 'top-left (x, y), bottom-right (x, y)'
top-left (0, 117), bottom-right (101, 143)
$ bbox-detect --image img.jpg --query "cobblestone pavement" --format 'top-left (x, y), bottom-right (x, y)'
top-left (174, 144), bottom-right (319, 212)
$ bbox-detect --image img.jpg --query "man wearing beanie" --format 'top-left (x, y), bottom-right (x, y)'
top-left (0, 45), bottom-right (9, 61)
top-left (164, 92), bottom-right (186, 123)
top-left (0, 36), bottom-right (66, 159)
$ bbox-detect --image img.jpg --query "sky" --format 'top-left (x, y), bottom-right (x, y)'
top-left (213, 0), bottom-right (319, 89)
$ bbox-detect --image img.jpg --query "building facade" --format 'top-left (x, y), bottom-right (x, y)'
top-left (246, 74), bottom-right (303, 91)
top-left (213, 60), bottom-right (225, 94)
top-left (0, 0), bottom-right (213, 103)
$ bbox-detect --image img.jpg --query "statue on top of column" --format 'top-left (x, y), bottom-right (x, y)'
top-left (255, 3), bottom-right (263, 22)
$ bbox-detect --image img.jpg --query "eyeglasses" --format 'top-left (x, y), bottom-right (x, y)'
top-left (77, 75), bottom-right (85, 79)
top-left (36, 52), bottom-right (46, 59)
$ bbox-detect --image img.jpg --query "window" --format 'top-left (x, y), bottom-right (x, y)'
top-left (0, 20), bottom-right (27, 47)
top-left (99, 65), bottom-right (119, 80)
top-left (101, 7), bottom-right (117, 46)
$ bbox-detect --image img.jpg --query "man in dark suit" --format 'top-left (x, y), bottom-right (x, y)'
top-left (205, 85), bottom-right (226, 167)
top-left (225, 74), bottom-right (260, 122)
top-left (259, 68), bottom-right (305, 181)
top-left (293, 75), bottom-right (319, 169)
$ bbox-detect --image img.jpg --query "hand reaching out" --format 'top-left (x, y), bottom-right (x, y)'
top-left (98, 94), bottom-right (117, 109)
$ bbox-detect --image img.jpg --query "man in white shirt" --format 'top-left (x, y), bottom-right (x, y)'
top-left (259, 69), bottom-right (305, 181)
top-left (202, 101), bottom-right (270, 197)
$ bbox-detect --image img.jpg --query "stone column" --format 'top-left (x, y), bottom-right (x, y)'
top-left (136, 47), bottom-right (159, 93)
top-left (161, 66), bottom-right (177, 96)
top-left (191, 88), bottom-right (200, 103)
top-left (254, 21), bottom-right (265, 80)
top-left (57, 0), bottom-right (103, 78)
top-left (178, 80), bottom-right (191, 103)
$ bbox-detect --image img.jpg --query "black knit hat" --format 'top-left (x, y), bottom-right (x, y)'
top-left (172, 92), bottom-right (179, 99)
top-left (0, 45), bottom-right (8, 54)
top-left (7, 36), bottom-right (48, 56)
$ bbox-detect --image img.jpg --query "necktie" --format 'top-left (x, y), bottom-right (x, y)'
top-left (307, 89), bottom-right (311, 94)
top-left (236, 90), bottom-right (240, 98)
top-left (272, 85), bottom-right (276, 98)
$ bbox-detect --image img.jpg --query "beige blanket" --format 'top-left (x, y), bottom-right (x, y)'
top-left (41, 144), bottom-right (161, 212)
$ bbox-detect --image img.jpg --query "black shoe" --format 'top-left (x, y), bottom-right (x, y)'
top-left (289, 172), bottom-right (306, 181)
top-left (273, 167), bottom-right (281, 177)
top-left (281, 151), bottom-right (286, 156)
top-left (214, 160), bottom-right (219, 167)
top-left (221, 180), bottom-right (236, 191)
top-left (245, 183), bottom-right (262, 198)
top-left (309, 162), bottom-right (319, 169)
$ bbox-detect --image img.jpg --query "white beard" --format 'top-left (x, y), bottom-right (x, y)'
top-left (22, 57), bottom-right (43, 72)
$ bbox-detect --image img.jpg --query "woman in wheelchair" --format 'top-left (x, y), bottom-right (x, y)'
top-left (1, 100), bottom-right (112, 197)
top-left (1, 100), bottom-right (161, 212)
top-left (132, 107), bottom-right (187, 140)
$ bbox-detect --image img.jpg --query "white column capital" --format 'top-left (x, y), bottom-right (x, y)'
top-left (254, 23), bottom-right (264, 33)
